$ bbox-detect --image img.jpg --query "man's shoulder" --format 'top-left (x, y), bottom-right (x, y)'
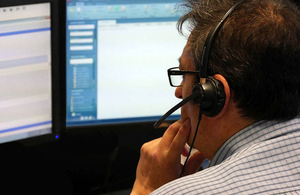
top-left (151, 129), bottom-right (300, 194)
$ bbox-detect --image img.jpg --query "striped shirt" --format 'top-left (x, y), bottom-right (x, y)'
top-left (151, 117), bottom-right (300, 194)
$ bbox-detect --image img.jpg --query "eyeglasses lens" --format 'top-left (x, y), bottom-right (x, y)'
top-left (170, 75), bottom-right (182, 87)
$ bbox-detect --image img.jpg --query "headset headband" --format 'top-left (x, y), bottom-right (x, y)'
top-left (200, 0), bottom-right (247, 81)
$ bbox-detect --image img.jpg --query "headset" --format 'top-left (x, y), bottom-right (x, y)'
top-left (153, 0), bottom-right (247, 177)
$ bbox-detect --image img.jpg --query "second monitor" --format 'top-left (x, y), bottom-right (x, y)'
top-left (66, 0), bottom-right (187, 127)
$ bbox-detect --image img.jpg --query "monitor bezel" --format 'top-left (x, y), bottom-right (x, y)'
top-left (0, 0), bottom-right (66, 146)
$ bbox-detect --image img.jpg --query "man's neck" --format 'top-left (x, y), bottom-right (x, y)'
top-left (195, 104), bottom-right (256, 160)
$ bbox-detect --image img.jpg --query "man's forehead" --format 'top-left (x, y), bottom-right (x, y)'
top-left (179, 45), bottom-right (196, 70)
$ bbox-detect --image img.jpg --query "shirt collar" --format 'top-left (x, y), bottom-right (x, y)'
top-left (209, 117), bottom-right (300, 167)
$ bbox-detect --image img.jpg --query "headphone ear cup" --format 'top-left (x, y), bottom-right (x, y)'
top-left (192, 83), bottom-right (204, 105)
top-left (192, 77), bottom-right (225, 117)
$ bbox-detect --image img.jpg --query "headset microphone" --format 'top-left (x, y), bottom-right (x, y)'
top-left (153, 76), bottom-right (225, 129)
top-left (153, 90), bottom-right (202, 128)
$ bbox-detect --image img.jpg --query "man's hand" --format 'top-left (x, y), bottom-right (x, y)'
top-left (131, 119), bottom-right (206, 195)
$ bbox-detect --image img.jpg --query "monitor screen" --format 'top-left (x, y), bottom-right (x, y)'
top-left (0, 2), bottom-right (62, 144)
top-left (66, 0), bottom-right (187, 127)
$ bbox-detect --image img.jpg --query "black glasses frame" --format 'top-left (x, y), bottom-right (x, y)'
top-left (167, 67), bottom-right (199, 87)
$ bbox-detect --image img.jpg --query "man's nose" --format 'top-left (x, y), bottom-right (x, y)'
top-left (175, 82), bottom-right (183, 99)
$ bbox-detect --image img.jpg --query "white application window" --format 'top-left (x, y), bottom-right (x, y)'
top-left (97, 21), bottom-right (187, 119)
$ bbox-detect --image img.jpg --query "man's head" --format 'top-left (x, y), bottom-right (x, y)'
top-left (177, 0), bottom-right (300, 122)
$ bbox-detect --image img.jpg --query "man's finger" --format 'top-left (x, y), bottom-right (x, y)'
top-left (181, 144), bottom-right (190, 157)
top-left (158, 120), bottom-right (182, 149)
top-left (182, 151), bottom-right (206, 176)
top-left (169, 119), bottom-right (191, 157)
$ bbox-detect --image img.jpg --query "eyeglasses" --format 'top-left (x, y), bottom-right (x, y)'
top-left (168, 67), bottom-right (199, 87)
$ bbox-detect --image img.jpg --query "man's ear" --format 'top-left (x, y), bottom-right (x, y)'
top-left (211, 74), bottom-right (231, 119)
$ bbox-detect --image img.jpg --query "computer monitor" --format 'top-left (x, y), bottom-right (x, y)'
top-left (66, 0), bottom-right (187, 127)
top-left (0, 0), bottom-right (64, 144)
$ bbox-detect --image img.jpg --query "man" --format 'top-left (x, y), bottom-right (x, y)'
top-left (131, 0), bottom-right (300, 194)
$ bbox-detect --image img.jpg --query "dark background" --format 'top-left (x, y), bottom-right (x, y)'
top-left (0, 122), bottom-right (167, 195)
